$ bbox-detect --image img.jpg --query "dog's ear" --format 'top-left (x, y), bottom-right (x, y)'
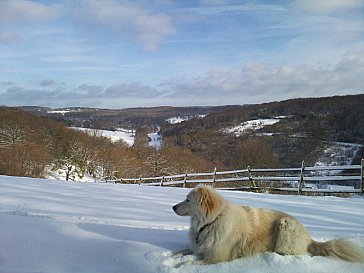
top-left (195, 186), bottom-right (223, 217)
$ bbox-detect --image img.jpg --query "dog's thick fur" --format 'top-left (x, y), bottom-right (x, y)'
top-left (172, 185), bottom-right (364, 264)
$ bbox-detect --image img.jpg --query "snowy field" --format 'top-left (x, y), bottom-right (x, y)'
top-left (222, 118), bottom-right (281, 136)
top-left (71, 127), bottom-right (135, 146)
top-left (1, 175), bottom-right (364, 273)
top-left (166, 115), bottom-right (206, 124)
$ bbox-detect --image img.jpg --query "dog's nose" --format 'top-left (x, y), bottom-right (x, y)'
top-left (172, 205), bottom-right (177, 211)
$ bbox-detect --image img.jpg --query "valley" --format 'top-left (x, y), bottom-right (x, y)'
top-left (1, 94), bottom-right (363, 182)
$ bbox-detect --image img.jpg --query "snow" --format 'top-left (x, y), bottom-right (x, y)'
top-left (302, 142), bottom-right (363, 191)
top-left (1, 176), bottom-right (363, 273)
top-left (166, 115), bottom-right (206, 124)
top-left (45, 165), bottom-right (96, 183)
top-left (167, 116), bottom-right (189, 124)
top-left (47, 110), bottom-right (71, 115)
top-left (148, 128), bottom-right (163, 150)
top-left (315, 142), bottom-right (362, 170)
top-left (223, 118), bottom-right (281, 137)
top-left (71, 127), bottom-right (135, 146)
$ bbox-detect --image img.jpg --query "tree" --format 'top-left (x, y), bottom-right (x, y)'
top-left (142, 148), bottom-right (169, 177)
top-left (0, 122), bottom-right (28, 147)
top-left (95, 145), bottom-right (144, 180)
top-left (161, 146), bottom-right (212, 175)
top-left (0, 143), bottom-right (50, 177)
top-left (232, 137), bottom-right (279, 169)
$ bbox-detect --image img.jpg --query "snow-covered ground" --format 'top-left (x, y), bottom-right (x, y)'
top-left (71, 127), bottom-right (135, 146)
top-left (166, 115), bottom-right (206, 124)
top-left (315, 142), bottom-right (362, 170)
top-left (148, 128), bottom-right (163, 150)
top-left (303, 142), bottom-right (363, 190)
top-left (47, 109), bottom-right (71, 115)
top-left (1, 175), bottom-right (363, 273)
top-left (47, 108), bottom-right (96, 115)
top-left (167, 116), bottom-right (189, 124)
top-left (222, 118), bottom-right (281, 137)
top-left (45, 165), bottom-right (96, 183)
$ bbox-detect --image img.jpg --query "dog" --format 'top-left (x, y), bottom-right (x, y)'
top-left (172, 184), bottom-right (364, 264)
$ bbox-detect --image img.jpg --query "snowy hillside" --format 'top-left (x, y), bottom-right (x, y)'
top-left (315, 142), bottom-right (362, 169)
top-left (166, 115), bottom-right (206, 124)
top-left (71, 127), bottom-right (135, 146)
top-left (1, 176), bottom-right (363, 273)
top-left (148, 130), bottom-right (163, 150)
top-left (222, 118), bottom-right (281, 137)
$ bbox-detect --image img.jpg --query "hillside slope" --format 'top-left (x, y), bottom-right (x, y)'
top-left (0, 108), bottom-right (214, 180)
top-left (1, 176), bottom-right (363, 273)
top-left (7, 95), bottom-right (364, 177)
top-left (162, 95), bottom-right (364, 168)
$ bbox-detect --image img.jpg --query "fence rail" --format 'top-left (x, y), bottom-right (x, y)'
top-left (101, 159), bottom-right (364, 195)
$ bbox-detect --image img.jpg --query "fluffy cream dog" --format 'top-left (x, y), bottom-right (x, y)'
top-left (172, 185), bottom-right (364, 264)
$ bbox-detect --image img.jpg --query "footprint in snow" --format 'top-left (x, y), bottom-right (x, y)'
top-left (161, 250), bottom-right (199, 268)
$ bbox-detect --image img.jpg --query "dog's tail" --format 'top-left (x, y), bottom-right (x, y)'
top-left (308, 239), bottom-right (364, 263)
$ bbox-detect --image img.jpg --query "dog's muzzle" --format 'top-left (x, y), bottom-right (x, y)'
top-left (172, 204), bottom-right (178, 212)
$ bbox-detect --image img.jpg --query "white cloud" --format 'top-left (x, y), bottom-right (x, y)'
top-left (2, 49), bottom-right (363, 108)
top-left (76, 84), bottom-right (104, 96)
top-left (0, 0), bottom-right (362, 108)
top-left (104, 82), bottom-right (157, 98)
top-left (74, 0), bottom-right (175, 50)
top-left (199, 0), bottom-right (231, 6)
top-left (161, 49), bottom-right (364, 104)
top-left (0, 0), bottom-right (62, 23)
top-left (292, 0), bottom-right (364, 13)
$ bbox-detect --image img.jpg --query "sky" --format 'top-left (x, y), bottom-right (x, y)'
top-left (0, 0), bottom-right (363, 109)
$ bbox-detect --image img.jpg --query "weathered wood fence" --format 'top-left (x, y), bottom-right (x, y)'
top-left (102, 159), bottom-right (364, 195)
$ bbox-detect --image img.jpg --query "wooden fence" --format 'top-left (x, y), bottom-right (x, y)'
top-left (102, 159), bottom-right (364, 195)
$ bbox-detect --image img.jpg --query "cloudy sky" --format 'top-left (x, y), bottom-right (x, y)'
top-left (0, 0), bottom-right (363, 109)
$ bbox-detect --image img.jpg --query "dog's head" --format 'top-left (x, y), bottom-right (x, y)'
top-left (172, 185), bottom-right (225, 219)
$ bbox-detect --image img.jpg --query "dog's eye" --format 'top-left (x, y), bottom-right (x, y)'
top-left (186, 199), bottom-right (190, 203)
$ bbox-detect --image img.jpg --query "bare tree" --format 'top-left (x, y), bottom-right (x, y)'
top-left (232, 137), bottom-right (279, 169)
top-left (0, 143), bottom-right (50, 177)
top-left (143, 149), bottom-right (168, 177)
top-left (0, 122), bottom-right (27, 147)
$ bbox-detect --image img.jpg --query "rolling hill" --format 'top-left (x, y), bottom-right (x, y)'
top-left (3, 94), bottom-right (364, 180)
top-left (162, 95), bottom-right (364, 168)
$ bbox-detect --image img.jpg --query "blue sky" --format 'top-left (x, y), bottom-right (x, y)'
top-left (0, 0), bottom-right (363, 108)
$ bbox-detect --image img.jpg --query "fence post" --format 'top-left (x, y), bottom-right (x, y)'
top-left (212, 167), bottom-right (217, 187)
top-left (247, 166), bottom-right (257, 191)
top-left (183, 173), bottom-right (187, 188)
top-left (160, 176), bottom-right (165, 187)
top-left (361, 159), bottom-right (364, 195)
top-left (298, 160), bottom-right (305, 195)
top-left (139, 175), bottom-right (142, 185)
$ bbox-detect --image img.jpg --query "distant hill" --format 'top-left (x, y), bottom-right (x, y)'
top-left (162, 95), bottom-right (364, 168)
top-left (19, 105), bottom-right (243, 130)
top-left (14, 94), bottom-right (364, 171)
